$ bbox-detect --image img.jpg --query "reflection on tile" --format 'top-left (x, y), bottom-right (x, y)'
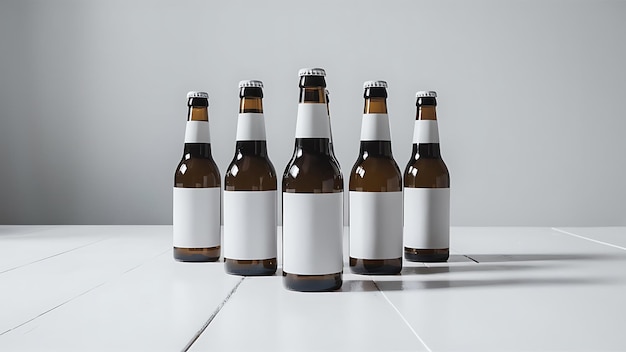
top-left (376, 277), bottom-right (615, 291)
top-left (401, 263), bottom-right (535, 275)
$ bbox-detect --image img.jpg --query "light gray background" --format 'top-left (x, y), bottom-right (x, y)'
top-left (1, 0), bottom-right (625, 226)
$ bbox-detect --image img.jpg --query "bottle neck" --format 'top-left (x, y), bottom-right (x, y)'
top-left (364, 97), bottom-right (388, 114)
top-left (235, 141), bottom-right (267, 158)
top-left (359, 141), bottom-right (393, 157)
top-left (188, 106), bottom-right (208, 121)
top-left (412, 101), bottom-right (441, 158)
top-left (360, 97), bottom-right (392, 143)
top-left (236, 96), bottom-right (267, 142)
top-left (412, 104), bottom-right (440, 147)
top-left (184, 106), bottom-right (211, 144)
top-left (295, 85), bottom-right (332, 142)
top-left (417, 105), bottom-right (437, 121)
top-left (300, 86), bottom-right (326, 104)
top-left (235, 140), bottom-right (268, 156)
top-left (413, 144), bottom-right (441, 159)
top-left (240, 97), bottom-right (263, 113)
top-left (294, 138), bottom-right (331, 155)
top-left (183, 143), bottom-right (212, 158)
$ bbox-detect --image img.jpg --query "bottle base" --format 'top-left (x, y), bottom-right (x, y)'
top-left (349, 257), bottom-right (402, 275)
top-left (173, 246), bottom-right (220, 262)
top-left (224, 258), bottom-right (277, 276)
top-left (282, 272), bottom-right (342, 292)
top-left (404, 247), bottom-right (449, 262)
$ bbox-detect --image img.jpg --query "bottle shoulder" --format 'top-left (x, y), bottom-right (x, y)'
top-left (349, 156), bottom-right (402, 192)
top-left (174, 156), bottom-right (221, 187)
top-left (282, 152), bottom-right (343, 193)
top-left (403, 157), bottom-right (450, 188)
top-left (225, 155), bottom-right (277, 191)
top-left (226, 154), bottom-right (276, 175)
top-left (176, 155), bottom-right (220, 173)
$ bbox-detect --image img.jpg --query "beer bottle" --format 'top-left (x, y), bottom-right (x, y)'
top-left (282, 68), bottom-right (343, 292)
top-left (325, 89), bottom-right (340, 168)
top-left (404, 91), bottom-right (450, 262)
top-left (349, 81), bottom-right (403, 274)
top-left (173, 91), bottom-right (221, 262)
top-left (224, 80), bottom-right (277, 276)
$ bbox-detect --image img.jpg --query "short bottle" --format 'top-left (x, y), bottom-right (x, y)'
top-left (282, 68), bottom-right (343, 292)
top-left (403, 91), bottom-right (450, 262)
top-left (223, 80), bottom-right (277, 276)
top-left (349, 81), bottom-right (403, 274)
top-left (173, 91), bottom-right (221, 262)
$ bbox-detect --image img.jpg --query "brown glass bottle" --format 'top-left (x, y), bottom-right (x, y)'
top-left (349, 81), bottom-right (403, 274)
top-left (173, 92), bottom-right (221, 262)
top-left (325, 89), bottom-right (340, 169)
top-left (403, 91), bottom-right (450, 262)
top-left (224, 80), bottom-right (277, 276)
top-left (282, 68), bottom-right (343, 292)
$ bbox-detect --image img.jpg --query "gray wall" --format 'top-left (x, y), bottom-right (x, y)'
top-left (1, 0), bottom-right (625, 226)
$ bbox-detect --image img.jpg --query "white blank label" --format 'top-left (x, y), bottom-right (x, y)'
top-left (412, 120), bottom-right (439, 144)
top-left (223, 190), bottom-right (277, 260)
top-left (295, 104), bottom-right (331, 139)
top-left (184, 121), bottom-right (211, 143)
top-left (349, 191), bottom-right (402, 259)
top-left (282, 192), bottom-right (343, 275)
top-left (236, 113), bottom-right (267, 141)
top-left (360, 114), bottom-right (391, 141)
top-left (172, 187), bottom-right (221, 248)
top-left (404, 188), bottom-right (450, 248)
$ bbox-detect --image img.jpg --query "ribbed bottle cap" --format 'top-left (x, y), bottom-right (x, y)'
top-left (238, 80), bottom-right (263, 88)
top-left (298, 68), bottom-right (326, 77)
top-left (416, 91), bottom-right (437, 98)
top-left (187, 91), bottom-right (208, 99)
top-left (364, 80), bottom-right (388, 89)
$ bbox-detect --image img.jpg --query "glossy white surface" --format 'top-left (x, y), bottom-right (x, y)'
top-left (554, 227), bottom-right (626, 249)
top-left (1, 226), bottom-right (625, 351)
top-left (190, 275), bottom-right (426, 352)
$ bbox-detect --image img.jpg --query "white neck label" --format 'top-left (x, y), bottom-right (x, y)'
top-left (236, 113), bottom-right (266, 141)
top-left (184, 121), bottom-right (211, 143)
top-left (413, 120), bottom-right (439, 144)
top-left (360, 113), bottom-right (391, 141)
top-left (295, 103), bottom-right (331, 138)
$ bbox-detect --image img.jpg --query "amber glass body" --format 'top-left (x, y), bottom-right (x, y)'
top-left (349, 87), bottom-right (402, 274)
top-left (403, 97), bottom-right (450, 262)
top-left (282, 75), bottom-right (343, 291)
top-left (174, 97), bottom-right (221, 262)
top-left (224, 87), bottom-right (277, 275)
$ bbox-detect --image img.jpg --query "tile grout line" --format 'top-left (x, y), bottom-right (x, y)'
top-left (0, 237), bottom-right (111, 275)
top-left (552, 228), bottom-right (626, 251)
top-left (372, 281), bottom-right (433, 352)
top-left (0, 248), bottom-right (171, 336)
top-left (463, 255), bottom-right (480, 263)
top-left (0, 281), bottom-right (108, 336)
top-left (121, 249), bottom-right (171, 275)
top-left (182, 277), bottom-right (245, 352)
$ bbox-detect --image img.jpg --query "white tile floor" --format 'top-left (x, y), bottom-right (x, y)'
top-left (0, 226), bottom-right (625, 351)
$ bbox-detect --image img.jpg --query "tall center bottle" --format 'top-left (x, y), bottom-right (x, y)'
top-left (282, 68), bottom-right (344, 292)
top-left (224, 80), bottom-right (277, 276)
